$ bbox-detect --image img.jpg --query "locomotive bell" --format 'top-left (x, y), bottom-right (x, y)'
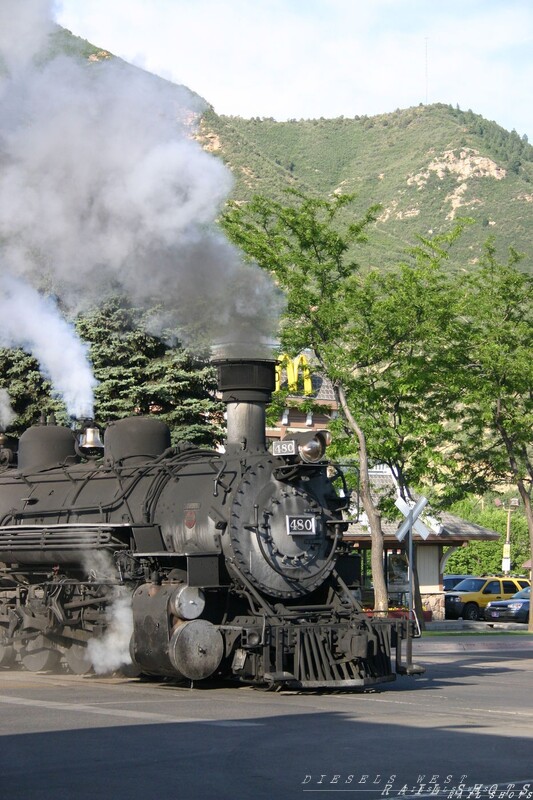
top-left (78, 425), bottom-right (104, 457)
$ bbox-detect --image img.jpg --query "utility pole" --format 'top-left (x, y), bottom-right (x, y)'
top-left (500, 498), bottom-right (520, 574)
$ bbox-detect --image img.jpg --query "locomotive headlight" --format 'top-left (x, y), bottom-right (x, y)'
top-left (272, 430), bottom-right (332, 463)
top-left (299, 431), bottom-right (330, 463)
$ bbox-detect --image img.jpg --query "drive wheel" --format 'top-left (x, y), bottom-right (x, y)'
top-left (21, 635), bottom-right (61, 672)
top-left (63, 642), bottom-right (92, 675)
top-left (462, 603), bottom-right (479, 621)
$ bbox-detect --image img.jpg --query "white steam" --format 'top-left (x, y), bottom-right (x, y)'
top-left (0, 276), bottom-right (96, 418)
top-left (0, 1), bottom-right (281, 421)
top-left (0, 0), bottom-right (53, 74)
top-left (0, 389), bottom-right (16, 429)
top-left (83, 551), bottom-right (134, 674)
top-left (87, 590), bottom-right (134, 675)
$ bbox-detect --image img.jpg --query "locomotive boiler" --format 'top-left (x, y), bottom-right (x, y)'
top-left (0, 356), bottom-right (412, 688)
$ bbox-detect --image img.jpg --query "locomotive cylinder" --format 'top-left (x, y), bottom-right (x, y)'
top-left (130, 583), bottom-right (223, 679)
top-left (168, 584), bottom-right (205, 620)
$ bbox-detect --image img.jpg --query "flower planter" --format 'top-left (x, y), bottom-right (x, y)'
top-left (364, 609), bottom-right (432, 622)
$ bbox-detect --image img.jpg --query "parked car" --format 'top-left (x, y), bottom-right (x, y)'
top-left (443, 574), bottom-right (475, 591)
top-left (484, 586), bottom-right (530, 623)
top-left (445, 576), bottom-right (530, 621)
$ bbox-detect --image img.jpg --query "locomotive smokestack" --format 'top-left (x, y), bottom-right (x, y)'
top-left (212, 349), bottom-right (277, 453)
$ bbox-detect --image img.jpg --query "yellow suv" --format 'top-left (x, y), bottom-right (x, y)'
top-left (445, 576), bottom-right (530, 621)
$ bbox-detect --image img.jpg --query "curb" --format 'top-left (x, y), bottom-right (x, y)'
top-left (425, 620), bottom-right (528, 632)
top-left (414, 634), bottom-right (533, 653)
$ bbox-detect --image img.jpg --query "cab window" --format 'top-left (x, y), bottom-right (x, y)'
top-left (503, 581), bottom-right (518, 593)
top-left (483, 580), bottom-right (501, 594)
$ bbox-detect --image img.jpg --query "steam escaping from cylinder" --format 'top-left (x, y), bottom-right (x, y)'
top-left (82, 551), bottom-right (134, 675)
top-left (0, 0), bottom-right (282, 417)
top-left (87, 590), bottom-right (134, 675)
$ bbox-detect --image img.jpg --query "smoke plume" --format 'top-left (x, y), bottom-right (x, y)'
top-left (0, 0), bottom-right (281, 418)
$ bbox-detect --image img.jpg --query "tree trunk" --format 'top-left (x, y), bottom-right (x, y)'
top-left (495, 418), bottom-right (533, 633)
top-left (336, 385), bottom-right (389, 613)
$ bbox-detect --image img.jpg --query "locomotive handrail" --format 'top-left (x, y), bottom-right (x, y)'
top-left (212, 458), bottom-right (236, 498)
top-left (0, 523), bottom-right (131, 529)
top-left (7, 452), bottom-right (221, 523)
top-left (328, 464), bottom-right (351, 512)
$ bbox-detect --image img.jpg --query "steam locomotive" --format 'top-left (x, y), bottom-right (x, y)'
top-left (0, 356), bottom-right (412, 689)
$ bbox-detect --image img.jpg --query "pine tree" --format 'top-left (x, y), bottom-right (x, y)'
top-left (0, 347), bottom-right (64, 434)
top-left (76, 298), bottom-right (223, 447)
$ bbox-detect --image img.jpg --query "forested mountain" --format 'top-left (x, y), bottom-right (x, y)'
top-left (198, 105), bottom-right (533, 270)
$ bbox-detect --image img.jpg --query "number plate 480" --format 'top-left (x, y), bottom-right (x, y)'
top-left (286, 515), bottom-right (316, 536)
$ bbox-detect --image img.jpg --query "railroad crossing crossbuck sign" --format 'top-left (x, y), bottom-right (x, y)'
top-left (394, 496), bottom-right (430, 541)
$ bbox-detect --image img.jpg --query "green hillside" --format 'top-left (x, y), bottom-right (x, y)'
top-left (40, 28), bottom-right (533, 272)
top-left (198, 105), bottom-right (533, 270)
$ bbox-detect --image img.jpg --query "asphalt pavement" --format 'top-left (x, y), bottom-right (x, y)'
top-left (0, 631), bottom-right (532, 800)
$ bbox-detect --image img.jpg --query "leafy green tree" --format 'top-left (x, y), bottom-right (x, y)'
top-left (444, 498), bottom-right (530, 576)
top-left (448, 244), bottom-right (533, 628)
top-left (319, 231), bottom-right (476, 627)
top-left (223, 188), bottom-right (533, 624)
top-left (222, 191), bottom-right (469, 612)
top-left (332, 229), bottom-right (471, 504)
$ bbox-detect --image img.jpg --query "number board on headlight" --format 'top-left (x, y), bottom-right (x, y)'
top-left (273, 440), bottom-right (296, 456)
top-left (286, 515), bottom-right (316, 535)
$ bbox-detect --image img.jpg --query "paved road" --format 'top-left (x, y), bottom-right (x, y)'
top-left (0, 634), bottom-right (532, 800)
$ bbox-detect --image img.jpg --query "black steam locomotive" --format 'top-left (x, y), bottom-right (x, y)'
top-left (0, 357), bottom-right (412, 689)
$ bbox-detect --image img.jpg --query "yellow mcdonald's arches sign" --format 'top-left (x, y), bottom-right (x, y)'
top-left (276, 353), bottom-right (313, 395)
